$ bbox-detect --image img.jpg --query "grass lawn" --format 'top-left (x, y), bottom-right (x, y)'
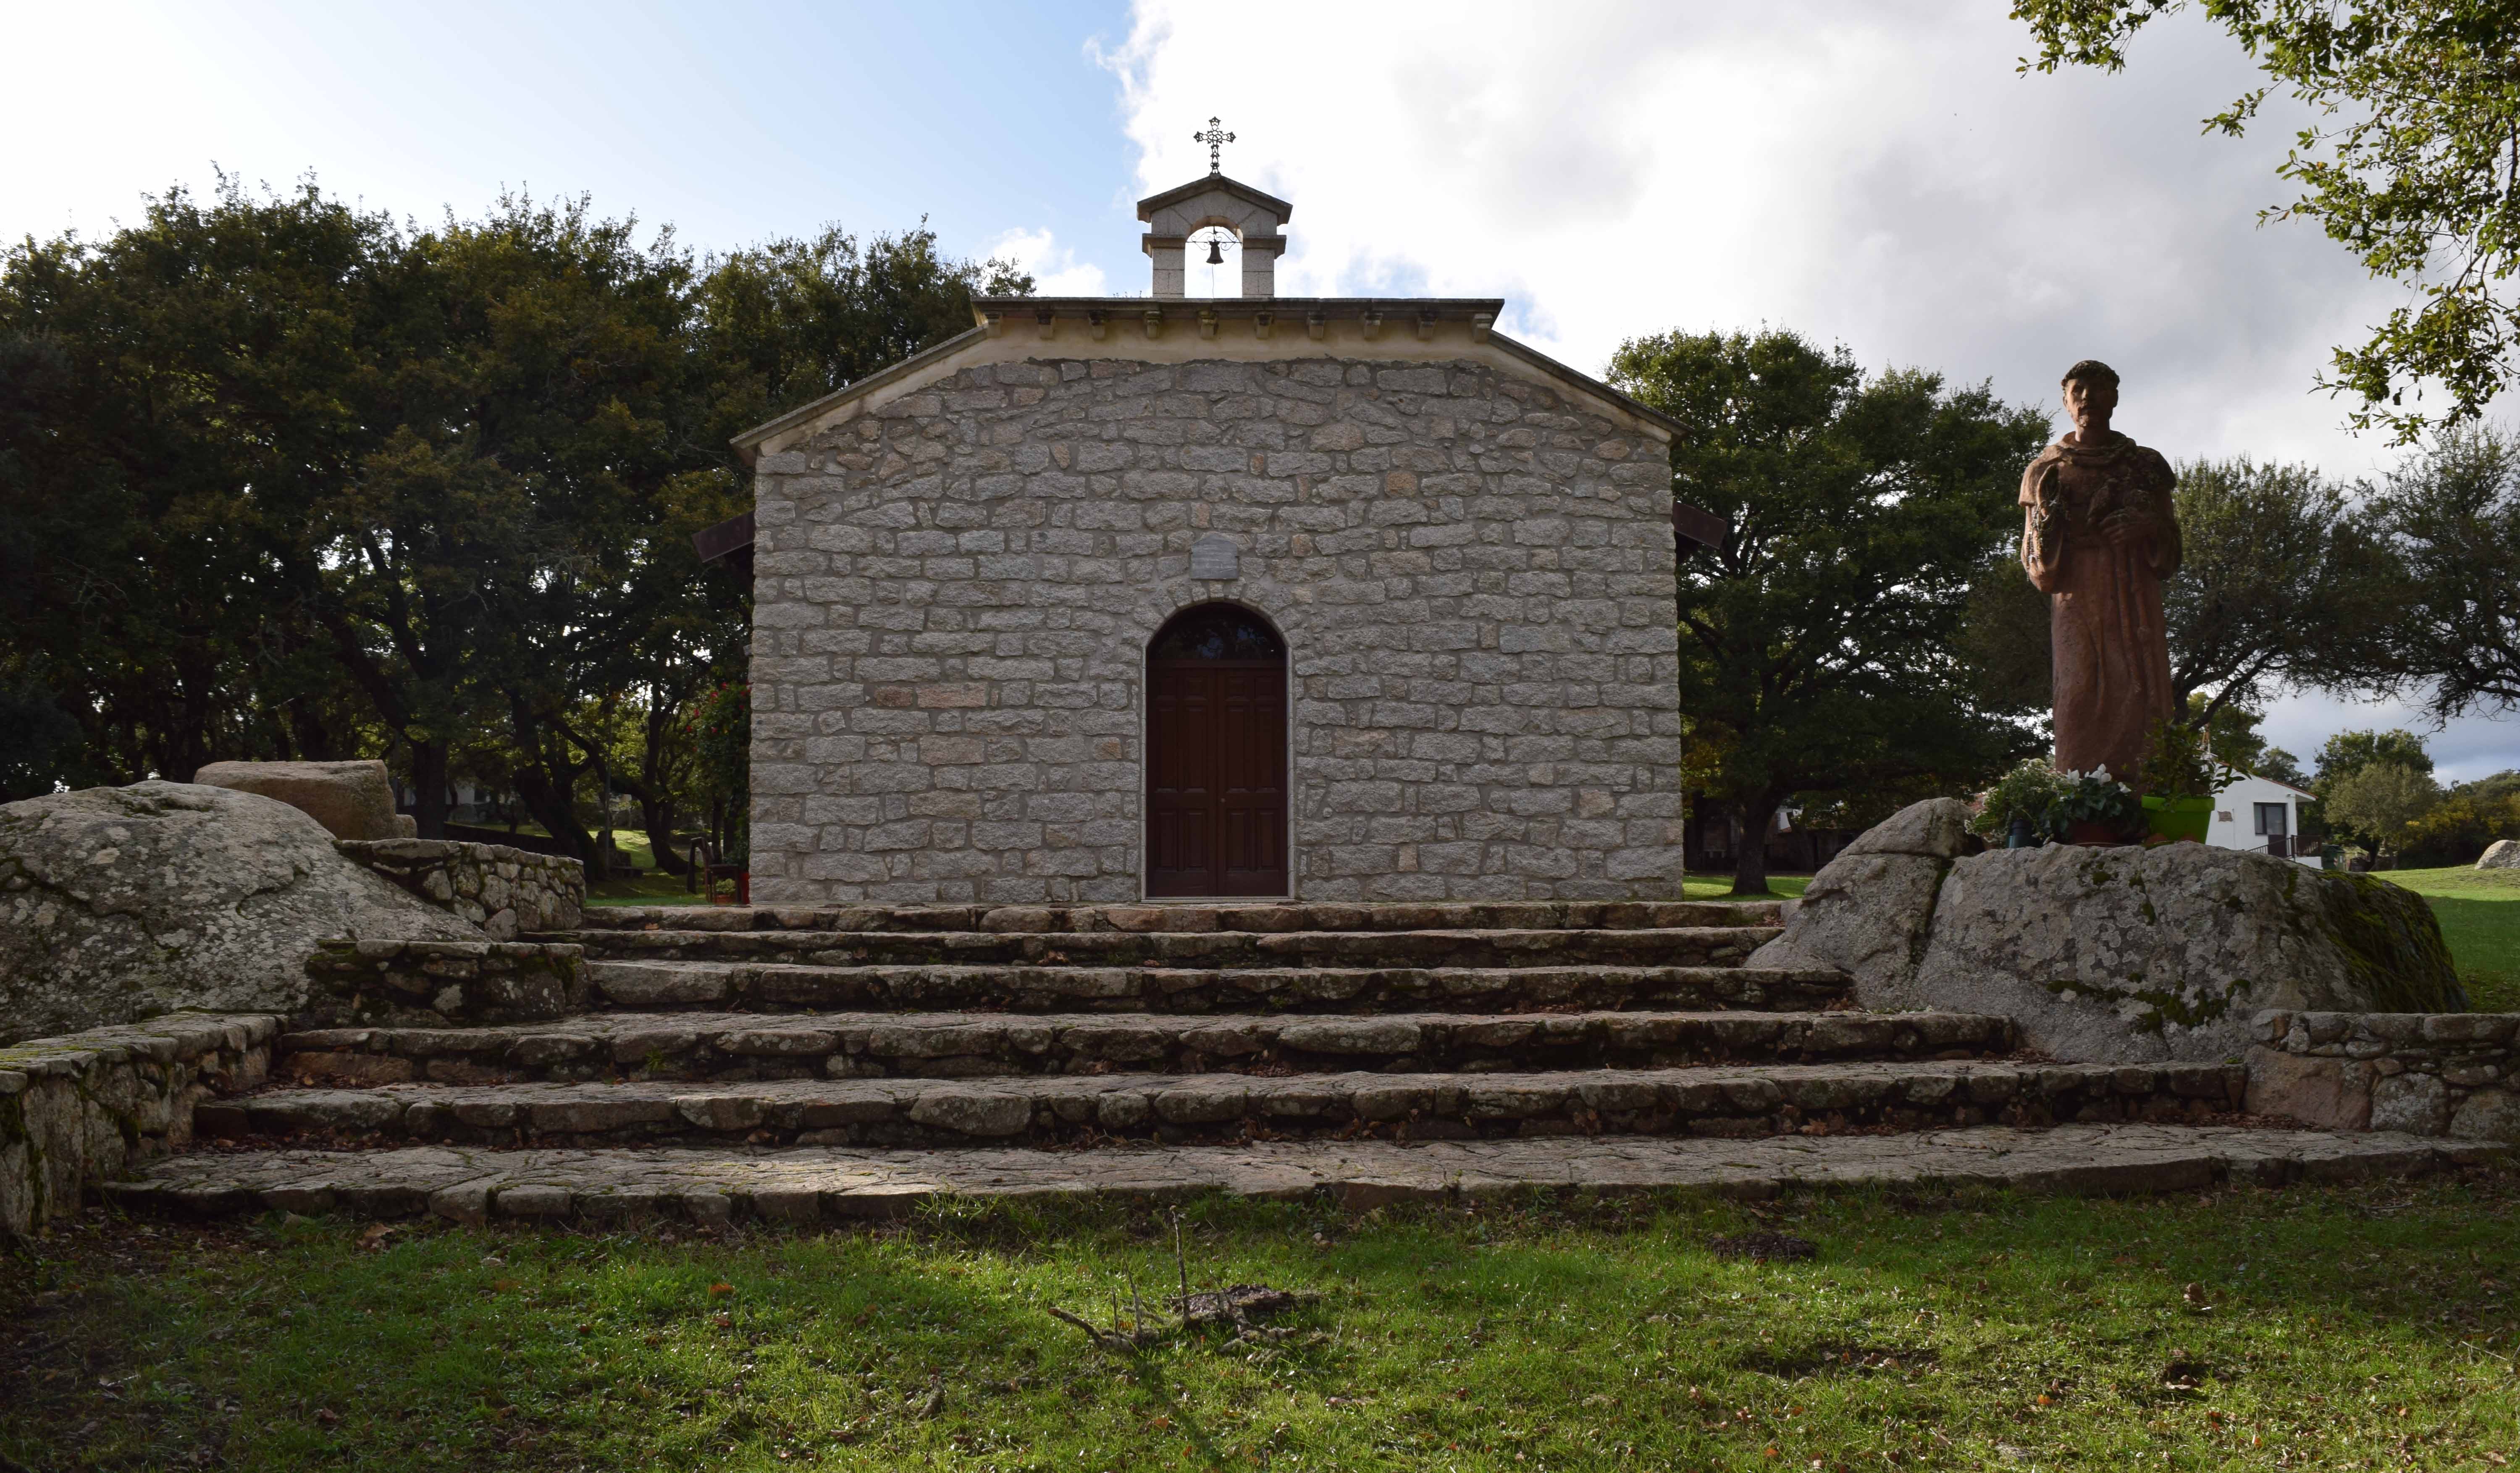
top-left (530, 827), bottom-right (714, 909)
top-left (1682, 874), bottom-right (1810, 902)
top-left (2379, 867), bottom-right (2520, 1012)
top-left (8, 1174), bottom-right (2517, 1471)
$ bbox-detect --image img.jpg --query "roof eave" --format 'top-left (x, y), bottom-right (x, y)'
top-left (728, 324), bottom-right (992, 466)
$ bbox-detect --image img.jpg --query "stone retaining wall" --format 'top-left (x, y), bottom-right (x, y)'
top-left (335, 839), bottom-right (583, 939)
top-left (301, 940), bottom-right (590, 1027)
top-left (0, 1012), bottom-right (278, 1238)
top-left (2245, 1010), bottom-right (2520, 1140)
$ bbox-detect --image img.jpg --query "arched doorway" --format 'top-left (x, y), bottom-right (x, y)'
top-left (1145, 603), bottom-right (1288, 897)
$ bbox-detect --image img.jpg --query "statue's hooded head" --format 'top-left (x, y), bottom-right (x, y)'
top-left (2060, 359), bottom-right (2120, 437)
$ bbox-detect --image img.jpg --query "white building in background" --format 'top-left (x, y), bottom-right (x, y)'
top-left (2207, 767), bottom-right (2320, 866)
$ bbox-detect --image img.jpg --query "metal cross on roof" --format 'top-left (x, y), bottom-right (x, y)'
top-left (1193, 116), bottom-right (1234, 174)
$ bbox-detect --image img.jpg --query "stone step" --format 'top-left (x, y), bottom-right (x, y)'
top-left (106, 1127), bottom-right (2507, 1225)
top-left (556, 925), bottom-right (1783, 972)
top-left (575, 899), bottom-right (1785, 935)
top-left (275, 1009), bottom-right (2013, 1086)
top-left (198, 1059), bottom-right (2249, 1150)
top-left (585, 960), bottom-right (1848, 1015)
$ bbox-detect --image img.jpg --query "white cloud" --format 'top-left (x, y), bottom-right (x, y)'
top-left (2260, 691), bottom-right (2520, 787)
top-left (990, 226), bottom-right (1111, 297)
top-left (1097, 0), bottom-right (2418, 465)
top-left (1097, 0), bottom-right (2520, 775)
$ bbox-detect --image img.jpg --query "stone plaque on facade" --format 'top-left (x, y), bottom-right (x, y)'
top-left (1190, 534), bottom-right (1240, 581)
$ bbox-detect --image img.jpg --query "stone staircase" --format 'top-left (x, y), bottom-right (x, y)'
top-left (86, 900), bottom-right (2508, 1228)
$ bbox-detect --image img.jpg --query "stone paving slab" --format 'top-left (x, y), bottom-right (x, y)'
top-left (200, 1059), bottom-right (2249, 1149)
top-left (274, 1009), bottom-right (2013, 1085)
top-left (559, 926), bottom-right (1784, 972)
top-left (577, 900), bottom-right (1785, 935)
top-left (584, 960), bottom-right (1848, 1015)
top-left (108, 1127), bottom-right (2509, 1224)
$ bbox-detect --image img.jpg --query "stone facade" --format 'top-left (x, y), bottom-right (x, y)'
top-left (746, 333), bottom-right (1683, 906)
top-left (335, 838), bottom-right (584, 938)
top-left (2245, 1009), bottom-right (2520, 1141)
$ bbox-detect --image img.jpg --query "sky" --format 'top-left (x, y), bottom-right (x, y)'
top-left (6, 0), bottom-right (2513, 779)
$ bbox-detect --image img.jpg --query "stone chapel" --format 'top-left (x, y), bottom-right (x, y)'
top-left (730, 163), bottom-right (1685, 905)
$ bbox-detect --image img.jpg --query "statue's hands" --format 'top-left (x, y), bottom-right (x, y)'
top-left (2100, 509), bottom-right (2150, 549)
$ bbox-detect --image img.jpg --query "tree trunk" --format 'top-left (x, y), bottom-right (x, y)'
top-left (637, 792), bottom-right (688, 875)
top-left (411, 741), bottom-right (449, 840)
top-left (1729, 794), bottom-right (1784, 897)
top-left (510, 765), bottom-right (599, 876)
top-left (629, 700), bottom-right (690, 875)
top-left (283, 700), bottom-right (333, 763)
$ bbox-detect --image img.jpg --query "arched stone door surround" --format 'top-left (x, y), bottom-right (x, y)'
top-left (1144, 602), bottom-right (1289, 898)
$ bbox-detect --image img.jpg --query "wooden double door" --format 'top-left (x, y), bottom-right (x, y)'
top-left (1145, 604), bottom-right (1288, 897)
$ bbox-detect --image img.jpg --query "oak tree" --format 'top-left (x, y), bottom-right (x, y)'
top-left (1609, 328), bottom-right (2050, 895)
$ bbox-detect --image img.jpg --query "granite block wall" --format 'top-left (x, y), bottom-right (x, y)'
top-left (2244, 1009), bottom-right (2520, 1140)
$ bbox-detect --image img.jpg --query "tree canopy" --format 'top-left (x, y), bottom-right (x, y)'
top-left (1607, 327), bottom-right (2051, 894)
top-left (2315, 727), bottom-right (2437, 786)
top-left (2164, 457), bottom-right (2394, 724)
top-left (2324, 762), bottom-right (2445, 857)
top-left (0, 177), bottom-right (1029, 871)
top-left (2355, 425), bottom-right (2520, 722)
top-left (2015, 0), bottom-right (2520, 442)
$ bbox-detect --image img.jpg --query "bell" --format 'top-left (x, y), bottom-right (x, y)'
top-left (1204, 236), bottom-right (1226, 265)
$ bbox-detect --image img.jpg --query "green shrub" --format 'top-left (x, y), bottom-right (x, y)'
top-left (681, 682), bottom-right (750, 864)
top-left (2141, 716), bottom-right (2213, 799)
top-left (1969, 758), bottom-right (2070, 840)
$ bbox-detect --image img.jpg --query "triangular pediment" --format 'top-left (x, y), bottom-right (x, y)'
top-left (728, 297), bottom-right (1679, 465)
top-left (1136, 173), bottom-right (1292, 227)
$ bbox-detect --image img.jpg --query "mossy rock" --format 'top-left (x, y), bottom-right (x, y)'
top-left (1906, 843), bottom-right (2460, 1063)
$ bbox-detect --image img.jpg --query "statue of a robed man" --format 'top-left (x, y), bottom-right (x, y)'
top-left (2019, 360), bottom-right (2182, 783)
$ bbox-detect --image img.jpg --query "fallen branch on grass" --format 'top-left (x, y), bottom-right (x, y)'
top-left (1047, 1303), bottom-right (1168, 1352)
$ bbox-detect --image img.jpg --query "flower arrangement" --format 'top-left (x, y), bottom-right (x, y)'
top-left (2050, 766), bottom-right (2143, 841)
top-left (1970, 758), bottom-right (2140, 844)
